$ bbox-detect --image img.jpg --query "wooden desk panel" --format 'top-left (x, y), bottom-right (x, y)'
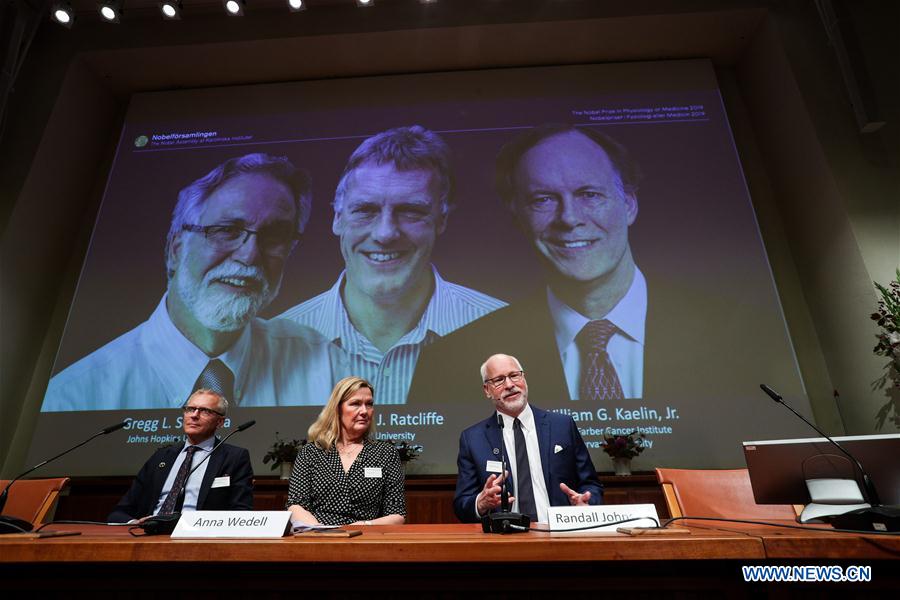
top-left (55, 473), bottom-right (666, 524)
top-left (0, 524), bottom-right (762, 563)
top-left (2, 524), bottom-right (896, 595)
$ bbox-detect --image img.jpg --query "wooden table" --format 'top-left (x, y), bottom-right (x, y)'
top-left (1, 523), bottom-right (896, 595)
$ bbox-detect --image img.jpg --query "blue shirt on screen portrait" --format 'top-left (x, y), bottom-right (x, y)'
top-left (41, 295), bottom-right (336, 411)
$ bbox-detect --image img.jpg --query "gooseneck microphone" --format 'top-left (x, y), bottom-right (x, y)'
top-left (0, 421), bottom-right (128, 534)
top-left (138, 420), bottom-right (256, 536)
top-left (481, 414), bottom-right (530, 534)
top-left (497, 414), bottom-right (510, 512)
top-left (759, 384), bottom-right (899, 532)
top-left (759, 384), bottom-right (880, 506)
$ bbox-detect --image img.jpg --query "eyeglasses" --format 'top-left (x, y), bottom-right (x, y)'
top-left (521, 190), bottom-right (617, 215)
top-left (182, 405), bottom-right (224, 417)
top-left (340, 203), bottom-right (436, 228)
top-left (484, 370), bottom-right (525, 389)
top-left (182, 223), bottom-right (300, 258)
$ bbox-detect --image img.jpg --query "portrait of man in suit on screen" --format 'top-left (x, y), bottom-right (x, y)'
top-left (108, 389), bottom-right (253, 523)
top-left (279, 125), bottom-right (506, 405)
top-left (42, 153), bottom-right (335, 411)
top-left (409, 124), bottom-right (645, 406)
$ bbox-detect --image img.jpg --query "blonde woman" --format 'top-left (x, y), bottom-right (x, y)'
top-left (287, 376), bottom-right (406, 525)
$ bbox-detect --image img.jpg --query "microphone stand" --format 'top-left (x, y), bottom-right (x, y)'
top-left (759, 385), bottom-right (899, 532)
top-left (482, 414), bottom-right (531, 534)
top-left (0, 421), bottom-right (128, 534)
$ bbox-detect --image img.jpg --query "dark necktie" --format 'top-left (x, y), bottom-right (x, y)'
top-left (513, 418), bottom-right (537, 521)
top-left (193, 359), bottom-right (235, 403)
top-left (576, 319), bottom-right (624, 401)
top-left (159, 445), bottom-right (198, 515)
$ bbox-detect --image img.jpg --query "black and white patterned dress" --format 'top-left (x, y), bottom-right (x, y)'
top-left (286, 439), bottom-right (406, 525)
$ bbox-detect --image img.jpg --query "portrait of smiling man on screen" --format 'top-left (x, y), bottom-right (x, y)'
top-left (409, 125), bottom-right (646, 406)
top-left (42, 153), bottom-right (334, 411)
top-left (280, 125), bottom-right (506, 405)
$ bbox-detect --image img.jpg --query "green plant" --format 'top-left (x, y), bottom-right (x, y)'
top-left (262, 433), bottom-right (306, 470)
top-left (871, 269), bottom-right (900, 429)
top-left (392, 440), bottom-right (423, 463)
top-left (601, 430), bottom-right (646, 459)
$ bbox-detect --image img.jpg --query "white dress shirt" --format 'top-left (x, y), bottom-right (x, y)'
top-left (547, 268), bottom-right (647, 399)
top-left (42, 294), bottom-right (335, 410)
top-left (152, 435), bottom-right (215, 515)
top-left (500, 405), bottom-right (551, 524)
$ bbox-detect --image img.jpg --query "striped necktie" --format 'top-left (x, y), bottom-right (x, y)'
top-left (576, 319), bottom-right (624, 401)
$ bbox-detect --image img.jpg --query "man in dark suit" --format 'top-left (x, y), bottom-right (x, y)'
top-left (108, 389), bottom-right (253, 523)
top-left (454, 354), bottom-right (602, 524)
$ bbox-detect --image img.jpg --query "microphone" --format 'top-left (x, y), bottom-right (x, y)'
top-left (481, 413), bottom-right (531, 534)
top-left (497, 414), bottom-right (509, 512)
top-left (138, 420), bottom-right (255, 536)
top-left (759, 384), bottom-right (899, 532)
top-left (0, 420), bottom-right (128, 534)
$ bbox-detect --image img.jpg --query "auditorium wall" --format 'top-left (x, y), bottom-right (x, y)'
top-left (1, 0), bottom-right (897, 477)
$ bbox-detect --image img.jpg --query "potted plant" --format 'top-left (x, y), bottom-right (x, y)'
top-left (392, 440), bottom-right (423, 473)
top-left (601, 430), bottom-right (647, 476)
top-left (263, 433), bottom-right (306, 479)
top-left (872, 269), bottom-right (900, 430)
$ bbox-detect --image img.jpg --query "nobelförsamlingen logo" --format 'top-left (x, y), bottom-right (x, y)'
top-left (134, 135), bottom-right (149, 148)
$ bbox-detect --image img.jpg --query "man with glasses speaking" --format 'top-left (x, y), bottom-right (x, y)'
top-left (42, 153), bottom-right (334, 411)
top-left (454, 354), bottom-right (602, 524)
top-left (108, 389), bottom-right (253, 523)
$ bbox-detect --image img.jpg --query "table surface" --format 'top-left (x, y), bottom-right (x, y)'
top-left (2, 522), bottom-right (898, 563)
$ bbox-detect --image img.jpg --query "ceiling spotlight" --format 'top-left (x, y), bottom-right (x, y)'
top-left (98, 0), bottom-right (123, 23)
top-left (356, 0), bottom-right (374, 7)
top-left (224, 0), bottom-right (245, 16)
top-left (419, 0), bottom-right (437, 3)
top-left (287, 0), bottom-right (305, 11)
top-left (159, 0), bottom-right (182, 19)
top-left (50, 2), bottom-right (75, 28)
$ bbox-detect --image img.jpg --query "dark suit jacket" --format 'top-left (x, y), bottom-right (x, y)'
top-left (108, 441), bottom-right (253, 522)
top-left (453, 405), bottom-right (602, 523)
top-left (408, 282), bottom-right (692, 408)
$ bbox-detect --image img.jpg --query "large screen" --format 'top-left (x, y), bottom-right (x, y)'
top-left (27, 60), bottom-right (813, 476)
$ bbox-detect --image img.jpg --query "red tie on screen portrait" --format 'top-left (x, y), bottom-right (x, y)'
top-left (576, 319), bottom-right (624, 401)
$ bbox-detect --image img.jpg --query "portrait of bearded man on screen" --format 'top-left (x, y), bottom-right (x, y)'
top-left (42, 153), bottom-right (335, 411)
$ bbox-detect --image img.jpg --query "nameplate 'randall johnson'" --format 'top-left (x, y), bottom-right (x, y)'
top-left (171, 511), bottom-right (292, 539)
top-left (547, 504), bottom-right (660, 533)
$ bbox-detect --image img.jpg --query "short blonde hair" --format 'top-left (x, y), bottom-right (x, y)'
top-left (308, 376), bottom-right (376, 449)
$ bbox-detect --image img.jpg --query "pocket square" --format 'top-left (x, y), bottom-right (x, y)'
top-left (554, 444), bottom-right (563, 454)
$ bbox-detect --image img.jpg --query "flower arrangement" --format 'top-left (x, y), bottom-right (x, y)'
top-left (262, 433), bottom-right (306, 471)
top-left (871, 269), bottom-right (900, 429)
top-left (601, 430), bottom-right (646, 459)
top-left (392, 440), bottom-right (423, 463)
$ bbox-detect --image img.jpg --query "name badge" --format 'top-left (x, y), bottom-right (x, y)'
top-left (212, 476), bottom-right (230, 488)
top-left (486, 460), bottom-right (503, 474)
top-left (171, 511), bottom-right (291, 539)
top-left (364, 467), bottom-right (382, 478)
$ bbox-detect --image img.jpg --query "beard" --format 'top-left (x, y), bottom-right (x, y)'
top-left (174, 259), bottom-right (280, 332)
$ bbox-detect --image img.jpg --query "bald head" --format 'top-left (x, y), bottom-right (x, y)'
top-left (480, 354), bottom-right (528, 417)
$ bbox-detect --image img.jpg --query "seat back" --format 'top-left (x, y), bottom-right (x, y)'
top-left (655, 468), bottom-right (797, 520)
top-left (0, 477), bottom-right (70, 524)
